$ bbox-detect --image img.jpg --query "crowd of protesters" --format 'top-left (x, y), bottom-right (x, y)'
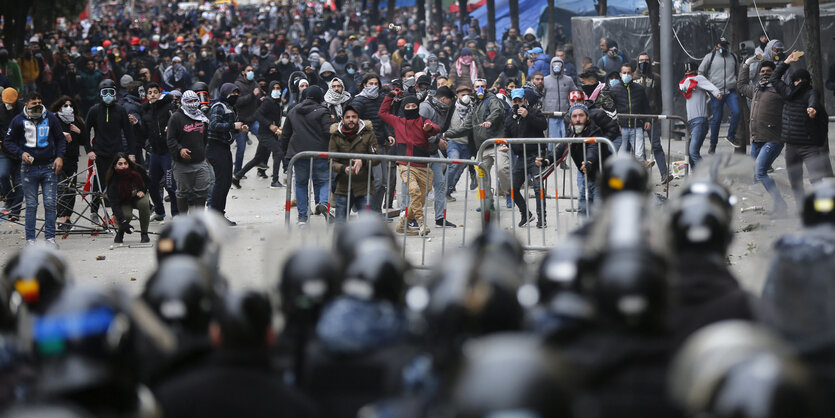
top-left (0, 0), bottom-right (833, 245)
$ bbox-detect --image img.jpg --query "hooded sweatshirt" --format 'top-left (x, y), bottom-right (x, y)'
top-left (750, 39), bottom-right (789, 84)
top-left (698, 47), bottom-right (738, 95)
top-left (279, 87), bottom-right (331, 160)
top-left (542, 57), bottom-right (578, 113)
top-left (254, 80), bottom-right (284, 140)
top-left (84, 99), bottom-right (135, 158)
top-left (208, 83), bottom-right (239, 146)
top-left (317, 61), bottom-right (337, 90)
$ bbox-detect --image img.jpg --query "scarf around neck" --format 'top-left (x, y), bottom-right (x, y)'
top-left (455, 56), bottom-right (478, 84)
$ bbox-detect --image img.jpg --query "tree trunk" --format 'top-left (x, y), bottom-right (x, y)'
top-left (487, 0), bottom-right (496, 42)
top-left (0, 3), bottom-right (32, 57)
top-left (547, 0), bottom-right (555, 54)
top-left (417, 0), bottom-right (426, 35)
top-left (370, 0), bottom-right (379, 25)
top-left (386, 0), bottom-right (396, 21)
top-left (728, 0), bottom-right (748, 58)
top-left (596, 0), bottom-right (607, 16)
top-left (646, 0), bottom-right (660, 59)
top-left (434, 0), bottom-right (443, 35)
top-left (459, 0), bottom-right (468, 30)
top-left (804, 0), bottom-right (824, 95)
top-left (509, 0), bottom-right (520, 34)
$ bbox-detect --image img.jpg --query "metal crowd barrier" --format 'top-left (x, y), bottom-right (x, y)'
top-left (547, 112), bottom-right (690, 197)
top-left (284, 151), bottom-right (481, 266)
top-left (474, 137), bottom-right (617, 251)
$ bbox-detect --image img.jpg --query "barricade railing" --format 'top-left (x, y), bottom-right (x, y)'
top-left (284, 151), bottom-right (481, 266)
top-left (547, 112), bottom-right (690, 196)
top-left (474, 137), bottom-right (616, 250)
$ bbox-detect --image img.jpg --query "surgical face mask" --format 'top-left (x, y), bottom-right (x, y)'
top-left (26, 105), bottom-right (44, 119)
top-left (459, 94), bottom-right (471, 105)
top-left (280, 57), bottom-right (289, 64)
top-left (347, 67), bottom-right (357, 74)
top-left (271, 90), bottom-right (282, 99)
top-left (246, 71), bottom-right (255, 80)
top-left (201, 51), bottom-right (208, 58)
top-left (620, 74), bottom-right (632, 84)
top-left (404, 77), bottom-right (416, 88)
top-left (102, 96), bottom-right (115, 104)
top-left (609, 79), bottom-right (619, 87)
top-left (572, 124), bottom-right (585, 134)
top-left (553, 63), bottom-right (562, 74)
top-left (428, 61), bottom-right (438, 71)
top-left (638, 62), bottom-right (650, 74)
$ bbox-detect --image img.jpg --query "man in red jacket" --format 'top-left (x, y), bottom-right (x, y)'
top-left (380, 91), bottom-right (439, 236)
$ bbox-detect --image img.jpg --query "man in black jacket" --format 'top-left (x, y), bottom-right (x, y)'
top-left (351, 73), bottom-right (395, 212)
top-left (771, 52), bottom-right (834, 208)
top-left (233, 80), bottom-right (285, 189)
top-left (84, 79), bottom-right (136, 223)
top-left (610, 64), bottom-right (650, 160)
top-left (141, 83), bottom-right (178, 220)
top-left (506, 88), bottom-right (548, 228)
top-left (279, 86), bottom-right (332, 225)
top-left (537, 103), bottom-right (610, 216)
top-left (208, 83), bottom-right (248, 224)
top-left (233, 65), bottom-right (262, 173)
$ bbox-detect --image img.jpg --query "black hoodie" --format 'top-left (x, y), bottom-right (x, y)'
top-left (279, 98), bottom-right (331, 161)
top-left (255, 80), bottom-right (283, 140)
top-left (84, 100), bottom-right (136, 158)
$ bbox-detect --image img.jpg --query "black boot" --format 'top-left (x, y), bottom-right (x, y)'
top-left (708, 143), bottom-right (716, 154)
top-left (114, 230), bottom-right (124, 243)
top-left (140, 232), bottom-right (150, 243)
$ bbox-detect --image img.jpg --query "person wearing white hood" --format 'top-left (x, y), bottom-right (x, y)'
top-left (317, 61), bottom-right (338, 91)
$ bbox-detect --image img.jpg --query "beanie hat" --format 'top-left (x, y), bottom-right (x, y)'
top-left (461, 47), bottom-right (472, 56)
top-left (402, 95), bottom-right (421, 108)
top-left (436, 86), bottom-right (455, 99)
top-left (791, 68), bottom-right (811, 83)
top-left (120, 74), bottom-right (134, 88)
top-left (2, 88), bottom-right (18, 104)
top-left (568, 103), bottom-right (589, 117)
top-left (304, 85), bottom-right (324, 103)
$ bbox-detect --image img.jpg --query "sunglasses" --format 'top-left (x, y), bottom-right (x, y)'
top-left (100, 88), bottom-right (116, 97)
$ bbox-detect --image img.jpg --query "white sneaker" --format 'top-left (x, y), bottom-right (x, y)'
top-left (297, 221), bottom-right (308, 228)
top-left (46, 238), bottom-right (59, 249)
top-left (26, 240), bottom-right (36, 247)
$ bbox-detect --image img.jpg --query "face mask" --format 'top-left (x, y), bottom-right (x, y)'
top-left (759, 75), bottom-right (771, 87)
top-left (609, 79), bottom-right (619, 87)
top-left (581, 84), bottom-right (596, 96)
top-left (102, 96), bottom-right (115, 104)
top-left (428, 61), bottom-right (438, 71)
top-left (362, 85), bottom-right (379, 97)
top-left (4, 103), bottom-right (12, 111)
top-left (404, 108), bottom-right (419, 119)
top-left (553, 63), bottom-right (562, 74)
top-left (621, 74), bottom-right (632, 84)
top-left (26, 105), bottom-right (43, 119)
top-left (271, 90), bottom-right (282, 99)
top-left (404, 77), bottom-right (416, 88)
top-left (201, 51), bottom-right (208, 58)
top-left (417, 90), bottom-right (428, 101)
top-left (572, 124), bottom-right (585, 134)
top-left (476, 87), bottom-right (484, 99)
top-left (183, 100), bottom-right (201, 114)
top-left (638, 62), bottom-right (650, 74)
top-left (246, 71), bottom-right (255, 80)
top-left (347, 67), bottom-right (356, 75)
top-left (226, 94), bottom-right (239, 106)
top-left (381, 55), bottom-right (390, 63)
top-left (280, 57), bottom-right (289, 64)
top-left (718, 48), bottom-right (725, 55)
top-left (460, 94), bottom-right (471, 105)
top-left (59, 106), bottom-right (75, 123)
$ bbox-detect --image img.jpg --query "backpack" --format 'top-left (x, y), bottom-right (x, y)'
top-left (704, 50), bottom-right (738, 78)
top-left (602, 55), bottom-right (624, 68)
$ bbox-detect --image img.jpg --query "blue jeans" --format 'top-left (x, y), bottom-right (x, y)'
top-left (148, 153), bottom-right (179, 216)
top-left (688, 117), bottom-right (709, 170)
top-left (576, 170), bottom-right (601, 216)
top-left (709, 91), bottom-right (741, 146)
top-left (619, 127), bottom-right (641, 158)
top-left (648, 121), bottom-right (668, 177)
top-left (430, 156), bottom-right (447, 221)
top-left (548, 117), bottom-right (566, 138)
top-left (234, 121), bottom-right (259, 173)
top-left (21, 164), bottom-right (57, 240)
top-left (445, 141), bottom-right (471, 193)
top-left (294, 158), bottom-right (329, 222)
top-left (750, 142), bottom-right (787, 209)
top-left (333, 193), bottom-right (369, 223)
top-left (0, 154), bottom-right (23, 216)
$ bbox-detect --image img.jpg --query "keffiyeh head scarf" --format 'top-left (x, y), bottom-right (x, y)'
top-left (324, 78), bottom-right (352, 120)
top-left (181, 90), bottom-right (209, 122)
